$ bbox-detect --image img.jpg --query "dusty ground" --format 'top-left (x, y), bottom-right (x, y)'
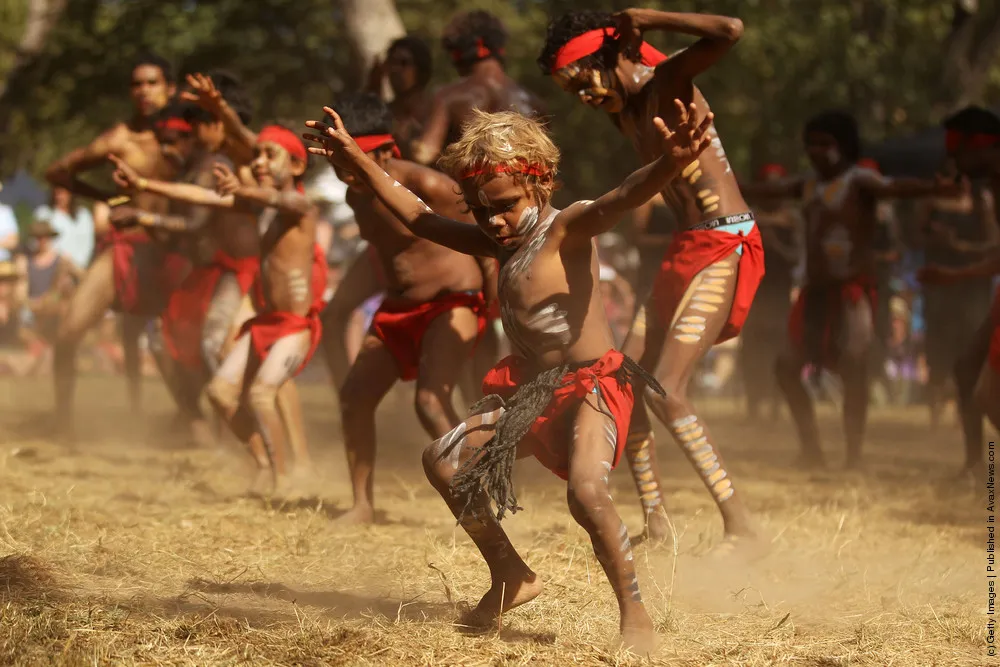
top-left (0, 375), bottom-right (989, 666)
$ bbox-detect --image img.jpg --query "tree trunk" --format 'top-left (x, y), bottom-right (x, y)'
top-left (939, 0), bottom-right (1000, 112)
top-left (338, 0), bottom-right (406, 87)
top-left (0, 0), bottom-right (67, 103)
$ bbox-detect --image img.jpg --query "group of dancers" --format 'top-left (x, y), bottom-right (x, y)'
top-left (37, 7), bottom-right (1000, 651)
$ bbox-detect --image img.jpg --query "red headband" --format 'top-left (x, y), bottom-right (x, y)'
top-left (157, 117), bottom-right (192, 133)
top-left (757, 163), bottom-right (787, 179)
top-left (857, 158), bottom-right (880, 173)
top-left (945, 129), bottom-right (1000, 153)
top-left (458, 161), bottom-right (549, 181)
top-left (354, 134), bottom-right (401, 158)
top-left (450, 38), bottom-right (504, 64)
top-left (553, 28), bottom-right (667, 72)
top-left (258, 125), bottom-right (307, 162)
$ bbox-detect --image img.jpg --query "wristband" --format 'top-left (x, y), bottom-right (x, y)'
top-left (137, 177), bottom-right (149, 192)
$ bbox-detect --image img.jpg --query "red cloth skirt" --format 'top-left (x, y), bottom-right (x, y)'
top-left (240, 244), bottom-right (328, 377)
top-left (481, 349), bottom-right (635, 480)
top-left (161, 252), bottom-right (260, 370)
top-left (650, 225), bottom-right (764, 342)
top-left (107, 229), bottom-right (190, 317)
top-left (788, 276), bottom-right (876, 369)
top-left (372, 291), bottom-right (487, 381)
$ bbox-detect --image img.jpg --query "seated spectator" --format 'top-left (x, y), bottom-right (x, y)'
top-left (32, 186), bottom-right (95, 270)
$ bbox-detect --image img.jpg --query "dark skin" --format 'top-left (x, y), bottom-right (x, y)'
top-left (411, 57), bottom-right (545, 166)
top-left (920, 141), bottom-right (1000, 472)
top-left (45, 65), bottom-right (178, 432)
top-left (115, 141), bottom-right (318, 492)
top-left (328, 144), bottom-right (492, 524)
top-left (551, 8), bottom-right (755, 544)
top-left (306, 101), bottom-right (711, 653)
top-left (366, 47), bottom-right (433, 162)
top-left (748, 134), bottom-right (958, 468)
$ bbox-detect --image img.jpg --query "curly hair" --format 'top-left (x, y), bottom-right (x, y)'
top-left (441, 11), bottom-right (508, 69)
top-left (803, 111), bottom-right (861, 163)
top-left (328, 92), bottom-right (393, 138)
top-left (437, 109), bottom-right (560, 201)
top-left (387, 36), bottom-right (433, 89)
top-left (537, 10), bottom-right (617, 76)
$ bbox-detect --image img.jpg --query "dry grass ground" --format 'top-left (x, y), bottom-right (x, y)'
top-left (0, 376), bottom-right (988, 666)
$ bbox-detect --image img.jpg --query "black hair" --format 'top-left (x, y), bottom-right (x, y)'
top-left (131, 52), bottom-right (174, 83)
top-left (538, 11), bottom-right (617, 76)
top-left (387, 36), bottom-right (433, 89)
top-left (441, 11), bottom-right (508, 69)
top-left (157, 100), bottom-right (193, 125)
top-left (328, 92), bottom-right (393, 137)
top-left (943, 106), bottom-right (1000, 135)
top-left (182, 69), bottom-right (253, 125)
top-left (803, 111), bottom-right (861, 163)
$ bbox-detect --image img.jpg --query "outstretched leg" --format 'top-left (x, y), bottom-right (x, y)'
top-left (422, 408), bottom-right (541, 627)
top-left (620, 304), bottom-right (670, 541)
top-left (320, 251), bottom-right (383, 393)
top-left (840, 297), bottom-right (873, 468)
top-left (414, 306), bottom-right (481, 438)
top-left (566, 395), bottom-right (654, 653)
top-left (337, 334), bottom-right (401, 523)
top-left (54, 249), bottom-right (116, 436)
top-left (243, 329), bottom-right (312, 495)
top-left (956, 318), bottom-right (991, 472)
top-left (206, 333), bottom-right (271, 491)
top-left (641, 251), bottom-right (757, 541)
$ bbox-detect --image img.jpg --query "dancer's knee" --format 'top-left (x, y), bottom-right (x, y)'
top-left (566, 475), bottom-right (610, 527)
top-left (422, 420), bottom-right (469, 489)
top-left (207, 376), bottom-right (240, 414)
top-left (247, 381), bottom-right (279, 418)
top-left (643, 376), bottom-right (687, 415)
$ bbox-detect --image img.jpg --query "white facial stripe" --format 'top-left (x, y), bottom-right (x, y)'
top-left (517, 206), bottom-right (539, 235)
top-left (478, 190), bottom-right (489, 206)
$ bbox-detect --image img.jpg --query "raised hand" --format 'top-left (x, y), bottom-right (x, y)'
top-left (303, 107), bottom-right (366, 169)
top-left (180, 73), bottom-right (224, 114)
top-left (655, 100), bottom-right (714, 169)
top-left (610, 9), bottom-right (644, 60)
top-left (108, 154), bottom-right (144, 192)
top-left (213, 162), bottom-right (241, 196)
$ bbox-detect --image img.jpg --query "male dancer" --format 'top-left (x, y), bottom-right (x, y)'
top-left (305, 98), bottom-right (711, 652)
top-left (177, 71), bottom-right (310, 467)
top-left (920, 106), bottom-right (1000, 475)
top-left (410, 10), bottom-right (545, 167)
top-left (46, 71), bottom-right (189, 435)
top-left (323, 93), bottom-right (490, 524)
top-left (366, 36), bottom-right (434, 161)
top-left (114, 126), bottom-right (325, 491)
top-left (746, 111), bottom-right (956, 468)
top-left (540, 8), bottom-right (761, 546)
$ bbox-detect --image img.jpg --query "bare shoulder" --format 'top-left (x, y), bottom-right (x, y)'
top-left (95, 122), bottom-right (133, 152)
top-left (399, 160), bottom-right (459, 200)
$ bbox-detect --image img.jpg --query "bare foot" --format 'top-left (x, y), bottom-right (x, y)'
top-left (618, 618), bottom-right (657, 656)
top-left (706, 533), bottom-right (770, 562)
top-left (334, 505), bottom-right (375, 525)
top-left (247, 468), bottom-right (275, 496)
top-left (644, 510), bottom-right (673, 546)
top-left (460, 571), bottom-right (543, 628)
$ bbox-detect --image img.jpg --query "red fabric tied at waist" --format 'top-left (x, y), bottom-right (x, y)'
top-left (481, 349), bottom-right (635, 480)
top-left (788, 276), bottom-right (876, 369)
top-left (651, 224), bottom-right (765, 342)
top-left (242, 244), bottom-right (328, 376)
top-left (106, 229), bottom-right (190, 317)
top-left (161, 252), bottom-right (260, 370)
top-left (372, 291), bottom-right (487, 381)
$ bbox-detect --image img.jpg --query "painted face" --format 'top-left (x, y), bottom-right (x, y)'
top-left (460, 173), bottom-right (544, 249)
top-left (252, 141), bottom-right (296, 189)
top-left (553, 63), bottom-right (624, 113)
top-left (130, 64), bottom-right (171, 118)
top-left (386, 46), bottom-right (420, 95)
top-left (804, 131), bottom-right (842, 173)
top-left (156, 124), bottom-right (196, 169)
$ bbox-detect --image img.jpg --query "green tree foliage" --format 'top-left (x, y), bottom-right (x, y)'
top-left (1, 0), bottom-right (998, 205)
